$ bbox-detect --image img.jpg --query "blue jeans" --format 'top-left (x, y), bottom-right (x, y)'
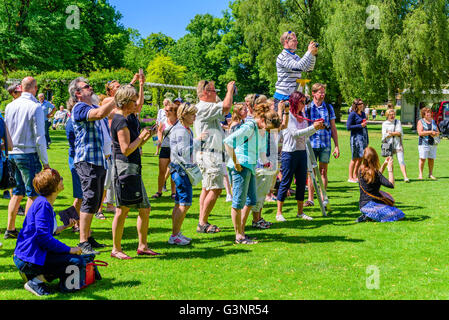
top-left (10, 153), bottom-right (42, 197)
top-left (230, 166), bottom-right (257, 210)
top-left (171, 166), bottom-right (193, 207)
top-left (14, 254), bottom-right (87, 292)
top-left (69, 156), bottom-right (83, 199)
top-left (277, 151), bottom-right (307, 202)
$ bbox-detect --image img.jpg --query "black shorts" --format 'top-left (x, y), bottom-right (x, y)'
top-left (159, 147), bottom-right (171, 160)
top-left (75, 162), bottom-right (106, 214)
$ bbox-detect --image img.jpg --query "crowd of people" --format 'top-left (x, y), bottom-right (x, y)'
top-left (0, 30), bottom-right (441, 297)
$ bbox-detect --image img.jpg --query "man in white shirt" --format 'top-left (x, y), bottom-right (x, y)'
top-left (4, 77), bottom-right (50, 240)
top-left (194, 80), bottom-right (235, 234)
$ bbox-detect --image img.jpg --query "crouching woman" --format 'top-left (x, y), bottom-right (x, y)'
top-left (356, 147), bottom-right (405, 223)
top-left (13, 169), bottom-right (85, 297)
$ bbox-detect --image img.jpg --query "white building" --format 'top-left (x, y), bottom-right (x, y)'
top-left (400, 89), bottom-right (449, 125)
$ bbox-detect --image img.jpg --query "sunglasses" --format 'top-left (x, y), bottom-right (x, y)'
top-left (77, 84), bottom-right (91, 91)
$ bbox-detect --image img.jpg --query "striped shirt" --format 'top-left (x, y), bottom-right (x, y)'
top-left (275, 49), bottom-right (316, 97)
top-left (71, 102), bottom-right (106, 168)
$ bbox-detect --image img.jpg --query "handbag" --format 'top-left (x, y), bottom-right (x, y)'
top-left (179, 163), bottom-right (203, 186)
top-left (83, 260), bottom-right (108, 288)
top-left (0, 122), bottom-right (16, 190)
top-left (114, 162), bottom-right (144, 206)
top-left (381, 120), bottom-right (397, 157)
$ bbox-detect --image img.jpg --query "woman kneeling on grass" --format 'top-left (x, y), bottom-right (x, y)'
top-left (356, 147), bottom-right (405, 223)
top-left (13, 169), bottom-right (85, 297)
top-left (110, 85), bottom-right (160, 259)
top-left (168, 103), bottom-right (207, 245)
top-left (224, 103), bottom-right (281, 245)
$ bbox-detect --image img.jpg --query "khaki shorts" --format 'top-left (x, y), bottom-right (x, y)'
top-left (197, 151), bottom-right (224, 190)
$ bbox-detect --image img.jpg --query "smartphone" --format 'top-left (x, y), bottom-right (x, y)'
top-left (139, 68), bottom-right (144, 76)
top-left (233, 84), bottom-right (238, 96)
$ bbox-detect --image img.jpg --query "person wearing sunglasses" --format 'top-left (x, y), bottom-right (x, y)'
top-left (68, 77), bottom-right (117, 255)
top-left (194, 80), bottom-right (235, 234)
top-left (273, 31), bottom-right (318, 110)
top-left (346, 99), bottom-right (369, 183)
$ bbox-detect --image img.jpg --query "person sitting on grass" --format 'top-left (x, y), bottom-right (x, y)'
top-left (356, 147), bottom-right (405, 223)
top-left (13, 169), bottom-right (85, 297)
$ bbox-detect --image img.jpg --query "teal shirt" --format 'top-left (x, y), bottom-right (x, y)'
top-left (224, 120), bottom-right (266, 174)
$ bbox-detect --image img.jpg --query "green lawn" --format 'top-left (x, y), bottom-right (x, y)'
top-left (0, 123), bottom-right (448, 300)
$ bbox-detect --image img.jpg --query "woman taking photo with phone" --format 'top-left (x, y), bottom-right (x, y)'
top-left (110, 85), bottom-right (159, 260)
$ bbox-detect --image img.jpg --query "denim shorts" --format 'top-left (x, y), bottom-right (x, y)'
top-left (313, 147), bottom-right (332, 164)
top-left (230, 166), bottom-right (257, 210)
top-left (350, 135), bottom-right (368, 160)
top-left (10, 153), bottom-right (42, 197)
top-left (68, 156), bottom-right (83, 199)
top-left (171, 167), bottom-right (193, 207)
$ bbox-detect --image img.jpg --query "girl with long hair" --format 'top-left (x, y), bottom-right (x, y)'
top-left (356, 147), bottom-right (405, 223)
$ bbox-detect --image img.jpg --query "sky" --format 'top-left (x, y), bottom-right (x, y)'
top-left (109, 0), bottom-right (231, 40)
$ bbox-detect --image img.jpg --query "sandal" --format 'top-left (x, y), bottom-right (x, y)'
top-left (196, 223), bottom-right (221, 234)
top-left (111, 251), bottom-right (133, 260)
top-left (152, 192), bottom-right (163, 199)
top-left (235, 238), bottom-right (258, 245)
top-left (95, 212), bottom-right (106, 220)
top-left (304, 200), bottom-right (315, 207)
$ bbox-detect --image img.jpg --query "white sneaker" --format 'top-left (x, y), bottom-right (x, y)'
top-left (298, 213), bottom-right (314, 221)
top-left (168, 234), bottom-right (190, 246)
top-left (226, 194), bottom-right (232, 202)
top-left (178, 232), bottom-right (192, 242)
top-left (276, 215), bottom-right (287, 222)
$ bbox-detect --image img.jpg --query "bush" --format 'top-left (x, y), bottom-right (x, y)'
top-left (140, 104), bottom-right (158, 119)
top-left (89, 68), bottom-right (135, 94)
top-left (35, 70), bottom-right (83, 107)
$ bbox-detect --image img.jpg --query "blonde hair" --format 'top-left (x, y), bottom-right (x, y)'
top-left (197, 80), bottom-right (215, 98)
top-left (115, 85), bottom-right (137, 109)
top-left (106, 80), bottom-right (120, 97)
top-left (231, 103), bottom-right (246, 123)
top-left (312, 83), bottom-right (327, 93)
top-left (254, 103), bottom-right (281, 129)
top-left (421, 107), bottom-right (431, 119)
top-left (385, 109), bottom-right (396, 118)
top-left (280, 31), bottom-right (296, 45)
top-left (177, 103), bottom-right (198, 125)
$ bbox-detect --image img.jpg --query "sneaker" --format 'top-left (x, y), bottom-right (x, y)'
top-left (24, 280), bottom-right (51, 297)
top-left (297, 213), bottom-right (314, 221)
top-left (226, 194), bottom-right (232, 202)
top-left (78, 242), bottom-right (100, 255)
top-left (4, 229), bottom-right (19, 239)
top-left (252, 219), bottom-right (270, 230)
top-left (168, 234), bottom-right (190, 246)
top-left (3, 190), bottom-right (11, 199)
top-left (356, 214), bottom-right (368, 223)
top-left (88, 236), bottom-right (106, 249)
top-left (178, 232), bottom-right (192, 242)
top-left (276, 215), bottom-right (287, 222)
top-left (17, 206), bottom-right (25, 216)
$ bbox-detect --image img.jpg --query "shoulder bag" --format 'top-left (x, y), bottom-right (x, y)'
top-left (381, 120), bottom-right (397, 157)
top-left (114, 162), bottom-right (144, 206)
top-left (0, 119), bottom-right (16, 190)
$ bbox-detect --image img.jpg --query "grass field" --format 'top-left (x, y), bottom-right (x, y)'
top-left (0, 123), bottom-right (448, 300)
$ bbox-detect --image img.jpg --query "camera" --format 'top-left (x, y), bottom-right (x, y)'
top-left (314, 42), bottom-right (320, 48)
top-left (284, 101), bottom-right (290, 108)
top-left (233, 84), bottom-right (238, 96)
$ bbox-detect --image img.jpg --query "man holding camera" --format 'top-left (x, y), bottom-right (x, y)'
top-left (273, 31), bottom-right (318, 107)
